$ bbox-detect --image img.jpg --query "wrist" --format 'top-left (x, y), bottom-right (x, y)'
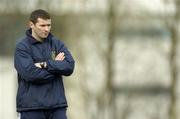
top-left (40, 62), bottom-right (47, 68)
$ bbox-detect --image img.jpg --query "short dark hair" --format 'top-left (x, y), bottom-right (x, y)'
top-left (29, 9), bottom-right (50, 24)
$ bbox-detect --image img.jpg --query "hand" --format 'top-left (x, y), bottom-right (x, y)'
top-left (34, 63), bottom-right (42, 68)
top-left (55, 52), bottom-right (65, 61)
top-left (34, 62), bottom-right (47, 68)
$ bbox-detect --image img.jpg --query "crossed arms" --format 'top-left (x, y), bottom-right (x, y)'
top-left (14, 43), bottom-right (75, 84)
top-left (35, 52), bottom-right (65, 68)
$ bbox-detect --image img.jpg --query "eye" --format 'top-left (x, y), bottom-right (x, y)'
top-left (40, 25), bottom-right (46, 27)
top-left (40, 24), bottom-right (51, 27)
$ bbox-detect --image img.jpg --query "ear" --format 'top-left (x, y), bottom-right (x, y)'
top-left (29, 21), bottom-right (34, 28)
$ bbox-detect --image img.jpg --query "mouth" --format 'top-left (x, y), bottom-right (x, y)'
top-left (43, 32), bottom-right (49, 36)
top-left (41, 33), bottom-right (49, 38)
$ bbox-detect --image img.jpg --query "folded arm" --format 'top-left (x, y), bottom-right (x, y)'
top-left (14, 44), bottom-right (56, 84)
top-left (45, 42), bottom-right (75, 76)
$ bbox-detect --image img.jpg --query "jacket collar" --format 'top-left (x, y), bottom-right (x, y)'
top-left (26, 28), bottom-right (52, 44)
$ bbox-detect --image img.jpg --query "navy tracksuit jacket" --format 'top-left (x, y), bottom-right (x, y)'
top-left (14, 29), bottom-right (75, 112)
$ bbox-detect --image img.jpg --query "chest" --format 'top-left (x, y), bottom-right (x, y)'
top-left (30, 42), bottom-right (56, 62)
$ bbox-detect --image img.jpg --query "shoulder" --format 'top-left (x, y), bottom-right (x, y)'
top-left (15, 36), bottom-right (29, 50)
top-left (51, 36), bottom-right (65, 44)
top-left (51, 36), bottom-right (66, 48)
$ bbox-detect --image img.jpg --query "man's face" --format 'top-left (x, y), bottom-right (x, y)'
top-left (30, 18), bottom-right (51, 40)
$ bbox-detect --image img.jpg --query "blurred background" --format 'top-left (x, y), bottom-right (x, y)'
top-left (0, 0), bottom-right (180, 119)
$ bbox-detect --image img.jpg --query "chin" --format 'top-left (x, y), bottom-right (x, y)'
top-left (42, 36), bottom-right (48, 39)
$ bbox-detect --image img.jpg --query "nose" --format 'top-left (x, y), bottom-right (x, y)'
top-left (45, 26), bottom-right (50, 32)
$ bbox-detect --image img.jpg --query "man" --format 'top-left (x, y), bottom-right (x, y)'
top-left (14, 9), bottom-right (75, 119)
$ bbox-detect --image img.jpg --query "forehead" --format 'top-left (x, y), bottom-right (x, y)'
top-left (36, 18), bottom-right (51, 24)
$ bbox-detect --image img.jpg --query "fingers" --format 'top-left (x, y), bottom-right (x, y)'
top-left (55, 52), bottom-right (65, 61)
top-left (34, 63), bottom-right (42, 68)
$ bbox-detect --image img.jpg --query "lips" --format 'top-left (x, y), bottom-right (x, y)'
top-left (43, 32), bottom-right (48, 36)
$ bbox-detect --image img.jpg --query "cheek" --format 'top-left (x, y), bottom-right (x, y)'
top-left (35, 28), bottom-right (43, 33)
top-left (34, 29), bottom-right (39, 34)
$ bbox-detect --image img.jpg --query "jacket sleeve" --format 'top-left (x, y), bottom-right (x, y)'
top-left (46, 41), bottom-right (75, 76)
top-left (14, 43), bottom-right (56, 84)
